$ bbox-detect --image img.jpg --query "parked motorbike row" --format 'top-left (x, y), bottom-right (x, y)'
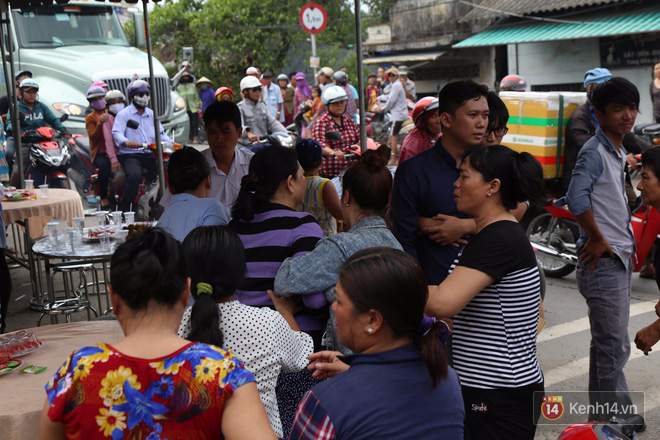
top-left (21, 118), bottom-right (181, 220)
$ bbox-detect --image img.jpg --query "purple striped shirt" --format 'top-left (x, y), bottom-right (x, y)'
top-left (230, 204), bottom-right (327, 332)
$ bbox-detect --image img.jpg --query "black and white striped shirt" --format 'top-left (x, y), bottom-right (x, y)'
top-left (449, 220), bottom-right (544, 389)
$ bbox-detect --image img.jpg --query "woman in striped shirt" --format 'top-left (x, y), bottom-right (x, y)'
top-left (425, 144), bottom-right (547, 440)
top-left (229, 145), bottom-right (327, 437)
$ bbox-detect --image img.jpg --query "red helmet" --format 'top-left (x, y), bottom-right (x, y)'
top-left (412, 97), bottom-right (439, 128)
top-left (214, 87), bottom-right (234, 100)
top-left (499, 74), bottom-right (527, 92)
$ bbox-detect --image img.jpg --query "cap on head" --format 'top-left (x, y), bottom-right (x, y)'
top-left (19, 78), bottom-right (39, 90)
top-left (295, 72), bottom-right (307, 81)
top-left (499, 74), bottom-right (527, 91)
top-left (332, 71), bottom-right (348, 84)
top-left (86, 85), bottom-right (106, 101)
top-left (246, 66), bottom-right (259, 75)
top-left (319, 67), bottom-right (334, 77)
top-left (277, 74), bottom-right (289, 81)
top-left (398, 65), bottom-right (409, 76)
top-left (105, 89), bottom-right (126, 103)
top-left (412, 97), bottom-right (439, 128)
top-left (295, 139), bottom-right (323, 169)
top-left (583, 68), bottom-right (613, 88)
top-left (126, 79), bottom-right (150, 98)
top-left (215, 87), bottom-right (234, 99)
top-left (386, 67), bottom-right (399, 76)
top-left (15, 70), bottom-right (32, 82)
top-left (240, 76), bottom-right (262, 91)
top-left (262, 71), bottom-right (274, 79)
top-left (323, 85), bottom-right (348, 105)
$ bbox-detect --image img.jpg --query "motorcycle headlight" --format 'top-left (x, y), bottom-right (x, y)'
top-left (53, 103), bottom-right (84, 116)
top-left (174, 96), bottom-right (186, 112)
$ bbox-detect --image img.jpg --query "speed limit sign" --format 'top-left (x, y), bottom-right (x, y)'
top-left (299, 3), bottom-right (328, 34)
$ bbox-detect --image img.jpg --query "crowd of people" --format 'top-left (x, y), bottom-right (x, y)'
top-left (1, 59), bottom-right (658, 439)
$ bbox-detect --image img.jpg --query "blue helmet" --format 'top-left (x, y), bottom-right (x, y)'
top-left (583, 68), bottom-right (612, 88)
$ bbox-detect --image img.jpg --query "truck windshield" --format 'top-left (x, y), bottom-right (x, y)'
top-left (13, 5), bottom-right (129, 48)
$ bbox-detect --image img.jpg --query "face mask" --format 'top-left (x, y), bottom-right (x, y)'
top-left (200, 84), bottom-right (210, 90)
top-left (109, 103), bottom-right (125, 114)
top-left (133, 94), bottom-right (150, 108)
top-left (91, 99), bottom-right (106, 111)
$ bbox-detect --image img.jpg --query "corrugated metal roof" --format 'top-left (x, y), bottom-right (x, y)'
top-left (454, 10), bottom-right (660, 47)
top-left (461, 0), bottom-right (625, 22)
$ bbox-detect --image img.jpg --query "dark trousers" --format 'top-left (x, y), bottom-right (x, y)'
top-left (93, 153), bottom-right (112, 200)
top-left (187, 111), bottom-right (199, 139)
top-left (0, 249), bottom-right (12, 333)
top-left (118, 154), bottom-right (157, 211)
top-left (463, 381), bottom-right (545, 440)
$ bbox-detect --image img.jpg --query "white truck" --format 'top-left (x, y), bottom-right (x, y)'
top-left (3, 0), bottom-right (189, 142)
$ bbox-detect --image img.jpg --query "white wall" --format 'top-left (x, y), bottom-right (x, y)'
top-left (508, 38), bottom-right (653, 124)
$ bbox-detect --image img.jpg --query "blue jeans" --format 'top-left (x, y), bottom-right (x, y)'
top-left (576, 255), bottom-right (633, 420)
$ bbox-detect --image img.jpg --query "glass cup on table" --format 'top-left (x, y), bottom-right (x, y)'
top-left (64, 227), bottom-right (75, 253)
top-left (99, 232), bottom-right (112, 252)
top-left (73, 217), bottom-right (85, 244)
top-left (24, 179), bottom-right (36, 199)
top-left (124, 211), bottom-right (135, 226)
top-left (39, 184), bottom-right (49, 198)
top-left (95, 211), bottom-right (108, 227)
top-left (111, 211), bottom-right (123, 231)
top-left (46, 222), bottom-right (60, 247)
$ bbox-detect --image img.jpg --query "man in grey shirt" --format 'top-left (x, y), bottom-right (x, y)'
top-left (380, 67), bottom-right (409, 165)
top-left (566, 77), bottom-right (642, 426)
top-left (237, 76), bottom-right (286, 148)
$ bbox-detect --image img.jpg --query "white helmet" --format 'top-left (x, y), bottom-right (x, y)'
top-left (323, 85), bottom-right (348, 105)
top-left (105, 89), bottom-right (126, 103)
top-left (240, 76), bottom-right (263, 92)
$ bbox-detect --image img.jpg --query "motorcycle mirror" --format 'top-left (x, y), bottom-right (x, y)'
top-left (325, 131), bottom-right (341, 141)
top-left (60, 114), bottom-right (68, 122)
top-left (127, 119), bottom-right (140, 130)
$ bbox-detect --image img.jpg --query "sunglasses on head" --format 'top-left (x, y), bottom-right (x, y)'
top-left (251, 87), bottom-right (262, 92)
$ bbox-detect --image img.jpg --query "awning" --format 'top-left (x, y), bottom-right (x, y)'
top-left (454, 10), bottom-right (660, 48)
top-left (363, 52), bottom-right (446, 64)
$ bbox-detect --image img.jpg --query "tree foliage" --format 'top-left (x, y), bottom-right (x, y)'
top-left (142, 0), bottom-right (388, 93)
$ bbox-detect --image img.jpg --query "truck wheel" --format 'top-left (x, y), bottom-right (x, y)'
top-left (526, 212), bottom-right (576, 278)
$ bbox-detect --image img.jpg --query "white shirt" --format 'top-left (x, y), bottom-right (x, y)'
top-left (178, 301), bottom-right (313, 437)
top-left (160, 147), bottom-right (253, 212)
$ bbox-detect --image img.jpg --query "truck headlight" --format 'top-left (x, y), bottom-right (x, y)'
top-left (174, 96), bottom-right (186, 112)
top-left (53, 103), bottom-right (84, 116)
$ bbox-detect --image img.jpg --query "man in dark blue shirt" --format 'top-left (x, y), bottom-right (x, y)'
top-left (390, 81), bottom-right (489, 284)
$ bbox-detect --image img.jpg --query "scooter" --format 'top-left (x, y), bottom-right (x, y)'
top-left (633, 122), bottom-right (660, 146)
top-left (557, 414), bottom-right (645, 439)
top-left (527, 200), bottom-right (660, 278)
top-left (67, 134), bottom-right (99, 206)
top-left (24, 126), bottom-right (71, 189)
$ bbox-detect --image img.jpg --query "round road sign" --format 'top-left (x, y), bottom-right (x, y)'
top-left (299, 3), bottom-right (328, 34)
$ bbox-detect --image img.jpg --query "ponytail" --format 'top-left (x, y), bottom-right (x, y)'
top-left (181, 226), bottom-right (246, 348)
top-left (188, 283), bottom-right (223, 347)
top-left (231, 146), bottom-right (299, 221)
top-left (417, 317), bottom-right (450, 388)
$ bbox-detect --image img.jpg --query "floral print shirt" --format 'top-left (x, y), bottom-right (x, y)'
top-left (45, 342), bottom-right (255, 440)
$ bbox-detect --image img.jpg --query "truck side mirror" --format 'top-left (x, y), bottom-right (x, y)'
top-left (132, 12), bottom-right (146, 49)
top-left (127, 119), bottom-right (140, 130)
